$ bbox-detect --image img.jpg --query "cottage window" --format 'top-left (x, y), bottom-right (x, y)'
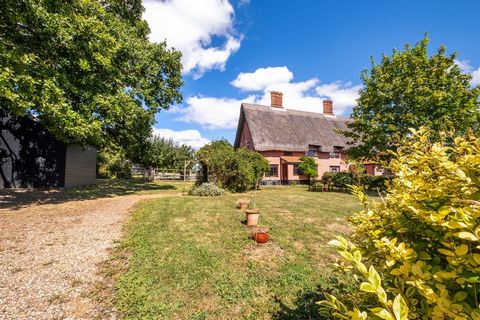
top-left (307, 145), bottom-right (321, 157)
top-left (330, 166), bottom-right (340, 173)
top-left (284, 151), bottom-right (293, 156)
top-left (267, 164), bottom-right (278, 177)
top-left (293, 164), bottom-right (301, 176)
top-left (330, 146), bottom-right (344, 158)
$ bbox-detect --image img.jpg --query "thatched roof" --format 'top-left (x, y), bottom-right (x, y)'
top-left (234, 103), bottom-right (350, 152)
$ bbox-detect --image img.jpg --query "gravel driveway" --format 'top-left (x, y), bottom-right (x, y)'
top-left (0, 192), bottom-right (170, 319)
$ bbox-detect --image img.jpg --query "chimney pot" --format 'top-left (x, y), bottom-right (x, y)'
top-left (271, 91), bottom-right (283, 108)
top-left (323, 99), bottom-right (333, 115)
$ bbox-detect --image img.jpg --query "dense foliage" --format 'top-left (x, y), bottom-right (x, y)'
top-left (323, 128), bottom-right (480, 319)
top-left (298, 156), bottom-right (318, 182)
top-left (319, 171), bottom-right (390, 192)
top-left (0, 0), bottom-right (183, 150)
top-left (196, 140), bottom-right (269, 193)
top-left (97, 148), bottom-right (132, 179)
top-left (188, 183), bottom-right (225, 197)
top-left (131, 137), bottom-right (195, 181)
top-left (343, 36), bottom-right (480, 161)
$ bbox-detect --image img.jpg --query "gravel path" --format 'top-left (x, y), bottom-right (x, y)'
top-left (0, 193), bottom-right (170, 320)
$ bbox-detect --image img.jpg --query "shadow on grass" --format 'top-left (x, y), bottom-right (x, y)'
top-left (271, 273), bottom-right (363, 320)
top-left (0, 178), bottom-right (178, 210)
top-left (272, 287), bottom-right (326, 320)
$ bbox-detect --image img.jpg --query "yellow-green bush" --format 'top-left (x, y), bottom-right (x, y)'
top-left (322, 128), bottom-right (480, 320)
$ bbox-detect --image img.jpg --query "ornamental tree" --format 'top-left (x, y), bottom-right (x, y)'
top-left (323, 128), bottom-right (480, 319)
top-left (298, 156), bottom-right (318, 183)
top-left (0, 0), bottom-right (182, 150)
top-left (343, 36), bottom-right (480, 162)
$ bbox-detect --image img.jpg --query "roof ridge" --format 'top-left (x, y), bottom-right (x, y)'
top-left (241, 103), bottom-right (349, 121)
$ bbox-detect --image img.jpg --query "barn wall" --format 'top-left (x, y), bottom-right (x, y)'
top-left (64, 145), bottom-right (96, 188)
top-left (0, 110), bottom-right (67, 188)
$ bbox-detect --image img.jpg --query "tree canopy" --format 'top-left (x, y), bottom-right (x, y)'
top-left (133, 136), bottom-right (195, 170)
top-left (343, 36), bottom-right (480, 161)
top-left (298, 156), bottom-right (318, 182)
top-left (0, 0), bottom-right (183, 150)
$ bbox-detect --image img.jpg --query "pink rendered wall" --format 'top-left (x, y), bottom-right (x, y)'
top-left (316, 152), bottom-right (348, 179)
top-left (259, 151), bottom-right (349, 181)
top-left (260, 151), bottom-right (282, 181)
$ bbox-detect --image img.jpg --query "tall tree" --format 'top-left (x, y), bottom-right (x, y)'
top-left (343, 36), bottom-right (480, 161)
top-left (0, 0), bottom-right (182, 150)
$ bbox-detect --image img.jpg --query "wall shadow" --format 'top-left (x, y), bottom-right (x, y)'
top-left (0, 108), bottom-right (67, 188)
top-left (0, 178), bottom-right (178, 211)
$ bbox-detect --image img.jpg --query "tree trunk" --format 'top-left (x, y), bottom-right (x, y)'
top-left (144, 167), bottom-right (155, 182)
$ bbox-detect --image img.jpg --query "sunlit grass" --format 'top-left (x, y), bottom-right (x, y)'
top-left (113, 185), bottom-right (362, 319)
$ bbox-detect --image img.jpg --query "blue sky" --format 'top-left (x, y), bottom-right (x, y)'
top-left (142, 0), bottom-right (480, 148)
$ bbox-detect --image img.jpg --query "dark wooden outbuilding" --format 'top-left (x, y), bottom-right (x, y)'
top-left (0, 109), bottom-right (96, 188)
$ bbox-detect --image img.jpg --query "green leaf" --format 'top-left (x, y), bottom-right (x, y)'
top-left (368, 265), bottom-right (382, 290)
top-left (393, 294), bottom-right (409, 320)
top-left (360, 282), bottom-right (376, 293)
top-left (370, 307), bottom-right (395, 320)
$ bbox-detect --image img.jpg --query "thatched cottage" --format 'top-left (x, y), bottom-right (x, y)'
top-left (234, 91), bottom-right (353, 184)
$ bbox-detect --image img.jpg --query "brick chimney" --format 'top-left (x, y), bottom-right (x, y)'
top-left (323, 99), bottom-right (333, 115)
top-left (270, 91), bottom-right (283, 108)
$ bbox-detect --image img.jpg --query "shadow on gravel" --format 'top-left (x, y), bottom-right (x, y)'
top-left (0, 178), bottom-right (178, 210)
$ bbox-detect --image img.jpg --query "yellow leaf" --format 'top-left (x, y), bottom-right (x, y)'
top-left (360, 282), bottom-right (375, 293)
top-left (393, 294), bottom-right (409, 320)
top-left (454, 231), bottom-right (478, 241)
top-left (438, 248), bottom-right (455, 256)
top-left (455, 244), bottom-right (469, 256)
top-left (473, 254), bottom-right (480, 265)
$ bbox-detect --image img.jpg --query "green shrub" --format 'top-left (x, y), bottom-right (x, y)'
top-left (360, 174), bottom-right (392, 192)
top-left (322, 128), bottom-right (480, 319)
top-left (189, 183), bottom-right (225, 196)
top-left (196, 140), bottom-right (268, 193)
top-left (332, 172), bottom-right (355, 188)
top-left (97, 150), bottom-right (132, 179)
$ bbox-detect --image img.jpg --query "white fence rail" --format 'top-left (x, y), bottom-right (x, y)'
top-left (132, 167), bottom-right (198, 181)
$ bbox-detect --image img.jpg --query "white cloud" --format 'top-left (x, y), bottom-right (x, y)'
top-left (171, 66), bottom-right (361, 130)
top-left (171, 95), bottom-right (257, 129)
top-left (143, 0), bottom-right (241, 78)
top-left (232, 66), bottom-right (360, 114)
top-left (455, 59), bottom-right (480, 86)
top-left (472, 69), bottom-right (480, 86)
top-left (153, 128), bottom-right (210, 148)
top-left (315, 81), bottom-right (363, 112)
top-left (231, 66), bottom-right (294, 91)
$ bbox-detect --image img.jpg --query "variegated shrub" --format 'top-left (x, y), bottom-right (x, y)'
top-left (321, 128), bottom-right (480, 319)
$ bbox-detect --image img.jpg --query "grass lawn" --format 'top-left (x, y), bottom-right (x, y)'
top-left (109, 185), bottom-right (362, 319)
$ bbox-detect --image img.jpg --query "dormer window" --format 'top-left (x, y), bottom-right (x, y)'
top-left (307, 145), bottom-right (321, 157)
top-left (329, 146), bottom-right (344, 158)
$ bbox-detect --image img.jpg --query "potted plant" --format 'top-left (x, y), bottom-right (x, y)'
top-left (236, 199), bottom-right (250, 210)
top-left (245, 207), bottom-right (260, 226)
top-left (250, 226), bottom-right (269, 244)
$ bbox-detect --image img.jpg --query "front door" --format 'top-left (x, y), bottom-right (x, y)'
top-left (281, 163), bottom-right (288, 185)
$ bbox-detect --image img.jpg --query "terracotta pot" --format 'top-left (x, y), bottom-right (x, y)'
top-left (254, 231), bottom-right (269, 244)
top-left (246, 209), bottom-right (260, 226)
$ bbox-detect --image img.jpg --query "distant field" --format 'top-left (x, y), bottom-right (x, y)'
top-left (108, 185), bottom-right (362, 319)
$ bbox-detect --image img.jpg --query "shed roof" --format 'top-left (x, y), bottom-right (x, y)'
top-left (234, 103), bottom-right (351, 152)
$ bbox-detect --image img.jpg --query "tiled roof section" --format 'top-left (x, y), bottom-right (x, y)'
top-left (234, 103), bottom-right (351, 152)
